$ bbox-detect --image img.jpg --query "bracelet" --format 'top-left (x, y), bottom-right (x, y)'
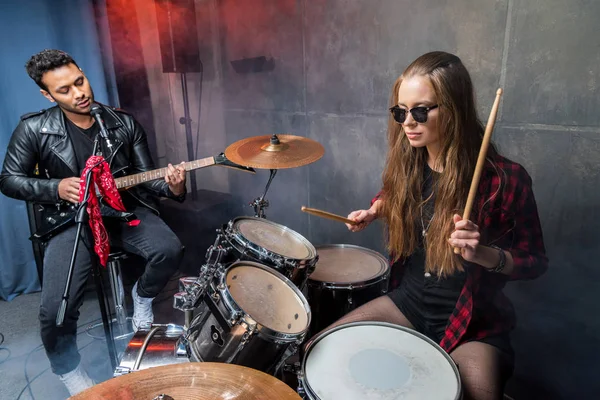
top-left (489, 245), bottom-right (506, 273)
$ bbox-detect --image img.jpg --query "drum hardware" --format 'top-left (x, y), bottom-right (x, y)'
top-left (141, 324), bottom-right (187, 369)
top-left (296, 369), bottom-right (307, 398)
top-left (203, 288), bottom-right (236, 334)
top-left (225, 134), bottom-right (325, 218)
top-left (172, 234), bottom-right (226, 319)
top-left (251, 168), bottom-right (277, 218)
top-left (282, 360), bottom-right (301, 375)
top-left (273, 342), bottom-right (302, 379)
top-left (114, 323), bottom-right (188, 376)
top-left (133, 326), bottom-right (164, 371)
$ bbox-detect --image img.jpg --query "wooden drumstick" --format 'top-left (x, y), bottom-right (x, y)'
top-left (453, 88), bottom-right (503, 255)
top-left (301, 206), bottom-right (358, 225)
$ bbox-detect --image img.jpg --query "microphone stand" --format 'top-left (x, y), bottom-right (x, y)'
top-left (55, 127), bottom-right (118, 369)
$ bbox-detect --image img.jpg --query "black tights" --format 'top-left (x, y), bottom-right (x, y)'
top-left (310, 295), bottom-right (513, 400)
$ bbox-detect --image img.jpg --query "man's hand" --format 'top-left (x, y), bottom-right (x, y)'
top-left (58, 177), bottom-right (81, 204)
top-left (165, 162), bottom-right (186, 196)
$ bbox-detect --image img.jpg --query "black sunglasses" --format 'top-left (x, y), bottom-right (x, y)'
top-left (389, 105), bottom-right (439, 124)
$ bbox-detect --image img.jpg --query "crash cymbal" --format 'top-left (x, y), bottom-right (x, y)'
top-left (70, 362), bottom-right (302, 400)
top-left (225, 134), bottom-right (324, 169)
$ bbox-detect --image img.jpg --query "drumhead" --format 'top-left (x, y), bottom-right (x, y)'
top-left (233, 217), bottom-right (316, 260)
top-left (226, 263), bottom-right (310, 334)
top-left (303, 322), bottom-right (461, 400)
top-left (309, 245), bottom-right (388, 284)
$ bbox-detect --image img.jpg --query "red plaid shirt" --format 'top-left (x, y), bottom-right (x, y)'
top-left (373, 154), bottom-right (548, 352)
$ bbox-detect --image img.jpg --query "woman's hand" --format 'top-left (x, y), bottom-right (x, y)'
top-left (448, 214), bottom-right (480, 261)
top-left (346, 208), bottom-right (377, 232)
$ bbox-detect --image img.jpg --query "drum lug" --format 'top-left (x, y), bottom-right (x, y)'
top-left (296, 370), bottom-right (307, 398)
top-left (240, 330), bottom-right (252, 344)
top-left (231, 310), bottom-right (244, 325)
top-left (240, 317), bottom-right (257, 333)
top-left (235, 327), bottom-right (256, 356)
top-left (239, 317), bottom-right (257, 345)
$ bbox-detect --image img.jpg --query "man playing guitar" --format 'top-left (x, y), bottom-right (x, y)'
top-left (0, 49), bottom-right (187, 396)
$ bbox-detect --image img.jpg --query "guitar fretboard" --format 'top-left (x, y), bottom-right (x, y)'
top-left (114, 157), bottom-right (215, 189)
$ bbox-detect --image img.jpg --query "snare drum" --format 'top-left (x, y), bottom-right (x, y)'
top-left (222, 217), bottom-right (318, 288)
top-left (114, 324), bottom-right (189, 376)
top-left (307, 245), bottom-right (389, 333)
top-left (299, 322), bottom-right (462, 400)
top-left (187, 261), bottom-right (311, 374)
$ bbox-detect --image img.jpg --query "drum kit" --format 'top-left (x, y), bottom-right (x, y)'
top-left (78, 134), bottom-right (462, 400)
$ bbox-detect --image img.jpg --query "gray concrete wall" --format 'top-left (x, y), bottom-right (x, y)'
top-left (141, 0), bottom-right (599, 398)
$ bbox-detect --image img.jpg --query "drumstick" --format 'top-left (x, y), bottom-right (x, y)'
top-left (454, 88), bottom-right (503, 255)
top-left (301, 206), bottom-right (358, 225)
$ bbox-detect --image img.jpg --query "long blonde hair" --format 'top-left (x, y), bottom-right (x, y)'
top-left (380, 51), bottom-right (497, 276)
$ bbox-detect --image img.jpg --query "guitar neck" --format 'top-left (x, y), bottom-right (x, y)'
top-left (114, 157), bottom-right (215, 189)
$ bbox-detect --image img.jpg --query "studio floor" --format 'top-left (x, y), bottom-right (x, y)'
top-left (0, 274), bottom-right (184, 400)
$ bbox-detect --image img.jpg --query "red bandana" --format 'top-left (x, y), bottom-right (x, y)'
top-left (79, 155), bottom-right (140, 266)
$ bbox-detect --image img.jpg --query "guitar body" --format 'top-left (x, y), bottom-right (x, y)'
top-left (30, 201), bottom-right (136, 243)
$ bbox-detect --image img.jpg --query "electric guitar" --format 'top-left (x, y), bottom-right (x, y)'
top-left (30, 153), bottom-right (254, 243)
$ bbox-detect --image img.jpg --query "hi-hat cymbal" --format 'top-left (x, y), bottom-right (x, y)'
top-left (70, 362), bottom-right (302, 400)
top-left (225, 134), bottom-right (324, 169)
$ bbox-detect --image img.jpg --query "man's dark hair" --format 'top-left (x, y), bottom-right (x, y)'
top-left (25, 49), bottom-right (79, 91)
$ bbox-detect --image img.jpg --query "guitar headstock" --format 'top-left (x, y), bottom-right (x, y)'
top-left (214, 153), bottom-right (256, 174)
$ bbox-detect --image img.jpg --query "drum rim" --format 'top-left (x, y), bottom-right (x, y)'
top-left (300, 321), bottom-right (463, 400)
top-left (307, 244), bottom-right (390, 288)
top-left (220, 260), bottom-right (312, 340)
top-left (228, 216), bottom-right (318, 262)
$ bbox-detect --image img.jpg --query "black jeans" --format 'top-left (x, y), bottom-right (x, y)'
top-left (39, 206), bottom-right (183, 374)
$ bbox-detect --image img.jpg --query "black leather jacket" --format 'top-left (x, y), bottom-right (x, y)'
top-left (0, 104), bottom-right (184, 216)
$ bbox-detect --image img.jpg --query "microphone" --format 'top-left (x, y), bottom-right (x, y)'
top-left (90, 103), bottom-right (113, 152)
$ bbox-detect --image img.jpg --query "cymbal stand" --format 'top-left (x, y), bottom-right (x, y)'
top-left (251, 168), bottom-right (277, 218)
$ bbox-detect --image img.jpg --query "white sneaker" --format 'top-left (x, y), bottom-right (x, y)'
top-left (132, 281), bottom-right (154, 331)
top-left (58, 364), bottom-right (95, 396)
